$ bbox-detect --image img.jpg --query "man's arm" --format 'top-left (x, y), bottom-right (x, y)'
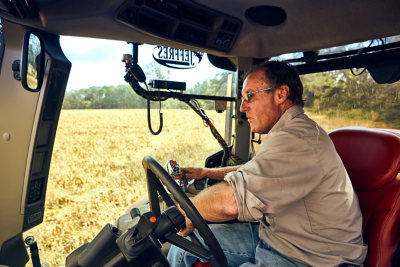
top-left (179, 182), bottom-right (238, 237)
top-left (181, 165), bottom-right (243, 181)
top-left (125, 166), bottom-right (241, 214)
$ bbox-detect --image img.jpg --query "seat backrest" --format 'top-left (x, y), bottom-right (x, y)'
top-left (329, 127), bottom-right (400, 267)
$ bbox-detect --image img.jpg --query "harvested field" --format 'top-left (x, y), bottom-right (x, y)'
top-left (24, 109), bottom-right (388, 266)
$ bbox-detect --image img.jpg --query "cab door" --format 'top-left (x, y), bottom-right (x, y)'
top-left (0, 20), bottom-right (71, 266)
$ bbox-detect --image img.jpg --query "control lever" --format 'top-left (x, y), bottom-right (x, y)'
top-left (25, 236), bottom-right (48, 267)
top-left (166, 159), bottom-right (187, 192)
top-left (130, 207), bottom-right (141, 220)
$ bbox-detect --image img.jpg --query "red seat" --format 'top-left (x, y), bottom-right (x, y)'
top-left (329, 127), bottom-right (400, 267)
top-left (193, 261), bottom-right (213, 267)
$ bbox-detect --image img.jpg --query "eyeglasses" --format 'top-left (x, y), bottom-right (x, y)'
top-left (242, 87), bottom-right (273, 103)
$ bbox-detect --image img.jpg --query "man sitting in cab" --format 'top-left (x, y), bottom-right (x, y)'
top-left (167, 61), bottom-right (367, 267)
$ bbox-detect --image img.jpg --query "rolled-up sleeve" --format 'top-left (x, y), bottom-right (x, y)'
top-left (225, 131), bottom-right (324, 222)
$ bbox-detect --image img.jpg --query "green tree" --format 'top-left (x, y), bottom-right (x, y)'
top-left (62, 65), bottom-right (235, 111)
top-left (144, 62), bottom-right (171, 81)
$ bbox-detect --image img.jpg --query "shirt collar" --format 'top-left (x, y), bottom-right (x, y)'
top-left (268, 105), bottom-right (304, 134)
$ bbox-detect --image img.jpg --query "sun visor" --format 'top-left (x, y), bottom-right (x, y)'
top-left (368, 64), bottom-right (400, 84)
top-left (207, 54), bottom-right (236, 71)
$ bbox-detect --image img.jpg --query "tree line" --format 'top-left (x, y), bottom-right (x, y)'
top-left (62, 61), bottom-right (235, 110)
top-left (62, 61), bottom-right (400, 127)
top-left (301, 69), bottom-right (400, 127)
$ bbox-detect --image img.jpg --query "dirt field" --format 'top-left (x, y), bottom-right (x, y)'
top-left (24, 109), bottom-right (388, 266)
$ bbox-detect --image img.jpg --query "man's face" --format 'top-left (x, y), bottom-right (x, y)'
top-left (240, 70), bottom-right (281, 134)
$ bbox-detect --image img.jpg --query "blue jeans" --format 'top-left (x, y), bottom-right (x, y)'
top-left (167, 223), bottom-right (309, 267)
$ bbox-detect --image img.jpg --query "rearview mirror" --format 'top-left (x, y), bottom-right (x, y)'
top-left (21, 31), bottom-right (45, 92)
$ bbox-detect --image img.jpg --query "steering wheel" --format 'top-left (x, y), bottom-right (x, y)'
top-left (142, 156), bottom-right (228, 267)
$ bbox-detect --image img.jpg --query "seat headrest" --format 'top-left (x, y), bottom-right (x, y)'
top-left (329, 127), bottom-right (400, 190)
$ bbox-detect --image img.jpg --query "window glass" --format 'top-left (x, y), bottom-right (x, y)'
top-left (267, 35), bottom-right (400, 132)
top-left (23, 37), bottom-right (237, 265)
top-left (58, 37), bottom-right (234, 165)
top-left (271, 34), bottom-right (400, 63)
top-left (302, 70), bottom-right (400, 132)
top-left (318, 35), bottom-right (400, 55)
top-left (26, 36), bottom-right (400, 266)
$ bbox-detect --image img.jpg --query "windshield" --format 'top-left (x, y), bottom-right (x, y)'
top-left (23, 36), bottom-right (400, 267)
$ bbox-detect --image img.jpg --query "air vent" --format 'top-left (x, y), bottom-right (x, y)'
top-left (232, 23), bottom-right (239, 32)
top-left (221, 21), bottom-right (240, 33)
top-left (226, 22), bottom-right (234, 31)
top-left (221, 21), bottom-right (228, 30)
top-left (245, 5), bottom-right (286, 27)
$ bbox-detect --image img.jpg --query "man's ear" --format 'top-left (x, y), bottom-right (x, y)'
top-left (277, 85), bottom-right (290, 104)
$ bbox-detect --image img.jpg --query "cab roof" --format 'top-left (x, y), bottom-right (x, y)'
top-left (1, 0), bottom-right (399, 58)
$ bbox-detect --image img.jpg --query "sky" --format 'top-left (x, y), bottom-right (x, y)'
top-left (59, 36), bottom-right (222, 91)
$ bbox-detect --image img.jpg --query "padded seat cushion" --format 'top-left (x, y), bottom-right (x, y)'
top-left (329, 127), bottom-right (400, 267)
top-left (329, 127), bottom-right (400, 190)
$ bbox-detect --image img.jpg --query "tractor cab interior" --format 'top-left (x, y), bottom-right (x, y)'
top-left (1, 0), bottom-right (400, 266)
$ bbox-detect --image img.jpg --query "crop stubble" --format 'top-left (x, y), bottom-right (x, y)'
top-left (24, 109), bottom-right (387, 266)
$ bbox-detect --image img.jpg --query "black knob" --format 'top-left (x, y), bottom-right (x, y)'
top-left (164, 206), bottom-right (185, 230)
top-left (108, 224), bottom-right (120, 235)
top-left (11, 60), bottom-right (20, 72)
top-left (223, 40), bottom-right (231, 47)
top-left (24, 236), bottom-right (36, 245)
top-left (130, 207), bottom-right (141, 219)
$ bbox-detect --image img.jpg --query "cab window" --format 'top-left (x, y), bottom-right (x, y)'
top-left (301, 70), bottom-right (400, 132)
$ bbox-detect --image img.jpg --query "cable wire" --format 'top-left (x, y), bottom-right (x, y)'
top-left (351, 39), bottom-right (379, 76)
top-left (183, 100), bottom-right (245, 165)
top-left (125, 68), bottom-right (245, 165)
top-left (146, 82), bottom-right (163, 135)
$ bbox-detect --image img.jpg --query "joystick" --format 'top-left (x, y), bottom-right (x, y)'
top-left (165, 159), bottom-right (187, 191)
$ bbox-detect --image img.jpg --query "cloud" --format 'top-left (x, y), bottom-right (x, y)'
top-left (60, 36), bottom-right (132, 62)
top-left (66, 60), bottom-right (128, 91)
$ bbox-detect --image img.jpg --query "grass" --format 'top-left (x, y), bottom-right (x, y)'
top-left (23, 109), bottom-right (389, 266)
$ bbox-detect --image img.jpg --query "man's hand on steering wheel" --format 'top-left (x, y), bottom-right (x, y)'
top-left (142, 156), bottom-right (228, 267)
top-left (177, 204), bottom-right (195, 237)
